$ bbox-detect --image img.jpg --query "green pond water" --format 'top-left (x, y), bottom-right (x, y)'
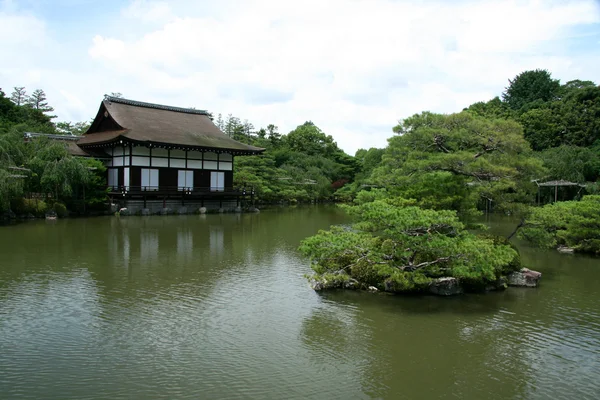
top-left (0, 207), bottom-right (599, 399)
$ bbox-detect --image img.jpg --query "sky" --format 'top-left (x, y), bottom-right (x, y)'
top-left (1, 0), bottom-right (599, 154)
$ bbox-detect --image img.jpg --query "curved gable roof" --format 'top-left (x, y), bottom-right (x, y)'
top-left (78, 96), bottom-right (264, 155)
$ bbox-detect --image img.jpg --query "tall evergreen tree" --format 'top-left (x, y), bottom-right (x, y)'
top-left (27, 89), bottom-right (55, 115)
top-left (502, 69), bottom-right (560, 111)
top-left (10, 87), bottom-right (27, 106)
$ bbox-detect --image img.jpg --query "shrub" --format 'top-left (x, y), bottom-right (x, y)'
top-left (10, 198), bottom-right (48, 217)
top-left (52, 202), bottom-right (68, 218)
top-left (519, 195), bottom-right (600, 254)
top-left (300, 197), bottom-right (519, 293)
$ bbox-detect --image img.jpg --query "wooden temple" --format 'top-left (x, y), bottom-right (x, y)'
top-left (73, 96), bottom-right (264, 210)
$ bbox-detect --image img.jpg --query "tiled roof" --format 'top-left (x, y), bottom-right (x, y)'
top-left (77, 97), bottom-right (264, 155)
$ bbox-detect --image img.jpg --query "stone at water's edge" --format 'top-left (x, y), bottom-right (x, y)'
top-left (485, 277), bottom-right (508, 292)
top-left (507, 268), bottom-right (542, 288)
top-left (309, 278), bottom-right (325, 291)
top-left (309, 276), bottom-right (359, 291)
top-left (429, 277), bottom-right (464, 296)
top-left (557, 246), bottom-right (575, 254)
top-left (199, 207), bottom-right (207, 214)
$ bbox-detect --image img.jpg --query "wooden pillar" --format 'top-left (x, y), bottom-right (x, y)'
top-left (555, 184), bottom-right (558, 203)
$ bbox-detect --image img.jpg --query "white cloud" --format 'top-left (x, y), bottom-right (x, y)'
top-left (122, 0), bottom-right (173, 23)
top-left (3, 0), bottom-right (600, 153)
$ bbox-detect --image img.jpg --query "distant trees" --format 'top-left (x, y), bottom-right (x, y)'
top-left (10, 87), bottom-right (27, 106)
top-left (55, 121), bottom-right (90, 136)
top-left (463, 70), bottom-right (600, 188)
top-left (538, 146), bottom-right (600, 183)
top-left (519, 195), bottom-right (600, 254)
top-left (372, 111), bottom-right (545, 215)
top-left (26, 89), bottom-right (54, 113)
top-left (0, 88), bottom-right (106, 214)
top-left (520, 84), bottom-right (600, 150)
top-left (502, 69), bottom-right (561, 111)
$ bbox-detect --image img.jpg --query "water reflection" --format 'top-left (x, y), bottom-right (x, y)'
top-left (0, 208), bottom-right (599, 399)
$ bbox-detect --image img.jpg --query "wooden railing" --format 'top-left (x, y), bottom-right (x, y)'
top-left (107, 186), bottom-right (255, 197)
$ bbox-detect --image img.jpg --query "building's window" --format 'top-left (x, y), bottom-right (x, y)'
top-left (141, 168), bottom-right (159, 191)
top-left (151, 157), bottom-right (168, 167)
top-left (178, 170), bottom-right (194, 191)
top-left (132, 156), bottom-right (150, 166)
top-left (210, 171), bottom-right (225, 192)
top-left (204, 160), bottom-right (218, 170)
top-left (170, 158), bottom-right (185, 168)
top-left (108, 168), bottom-right (118, 189)
top-left (124, 167), bottom-right (130, 190)
top-left (187, 159), bottom-right (202, 169)
top-left (113, 156), bottom-right (124, 167)
top-left (218, 161), bottom-right (233, 171)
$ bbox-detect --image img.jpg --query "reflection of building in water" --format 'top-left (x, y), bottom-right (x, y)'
top-left (209, 226), bottom-right (224, 257)
top-left (108, 219), bottom-right (130, 269)
top-left (123, 230), bottom-right (130, 268)
top-left (140, 230), bottom-right (159, 264)
top-left (177, 229), bottom-right (193, 261)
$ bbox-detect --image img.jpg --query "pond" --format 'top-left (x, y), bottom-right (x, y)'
top-left (0, 207), bottom-right (599, 399)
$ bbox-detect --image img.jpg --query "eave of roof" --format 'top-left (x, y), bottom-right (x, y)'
top-left (79, 135), bottom-right (264, 155)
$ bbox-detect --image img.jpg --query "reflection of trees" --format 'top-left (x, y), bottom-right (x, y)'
top-left (0, 206), bottom-right (349, 303)
top-left (300, 291), bottom-right (532, 399)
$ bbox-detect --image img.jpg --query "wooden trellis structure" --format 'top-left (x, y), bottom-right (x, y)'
top-left (535, 180), bottom-right (586, 203)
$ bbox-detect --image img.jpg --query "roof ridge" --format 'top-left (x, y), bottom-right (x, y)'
top-left (103, 95), bottom-right (209, 115)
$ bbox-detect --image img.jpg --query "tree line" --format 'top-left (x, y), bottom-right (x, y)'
top-left (0, 87), bottom-right (104, 217)
top-left (299, 69), bottom-right (600, 294)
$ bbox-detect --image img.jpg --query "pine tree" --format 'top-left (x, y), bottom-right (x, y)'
top-left (10, 87), bottom-right (27, 106)
top-left (215, 113), bottom-right (224, 131)
top-left (27, 89), bottom-right (54, 114)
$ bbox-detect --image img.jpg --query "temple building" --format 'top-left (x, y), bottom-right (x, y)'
top-left (47, 96), bottom-right (264, 212)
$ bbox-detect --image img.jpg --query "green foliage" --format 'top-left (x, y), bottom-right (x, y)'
top-left (9, 198), bottom-right (48, 217)
top-left (519, 85), bottom-right (600, 150)
top-left (464, 97), bottom-right (515, 120)
top-left (502, 69), bottom-right (561, 111)
top-left (300, 198), bottom-right (520, 293)
top-left (51, 202), bottom-right (68, 218)
top-left (372, 111), bottom-right (545, 216)
top-left (55, 121), bottom-right (91, 136)
top-left (0, 88), bottom-right (106, 213)
top-left (538, 145), bottom-right (600, 183)
top-left (519, 195), bottom-right (600, 254)
top-left (26, 89), bottom-right (55, 115)
top-left (232, 120), bottom-right (361, 203)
